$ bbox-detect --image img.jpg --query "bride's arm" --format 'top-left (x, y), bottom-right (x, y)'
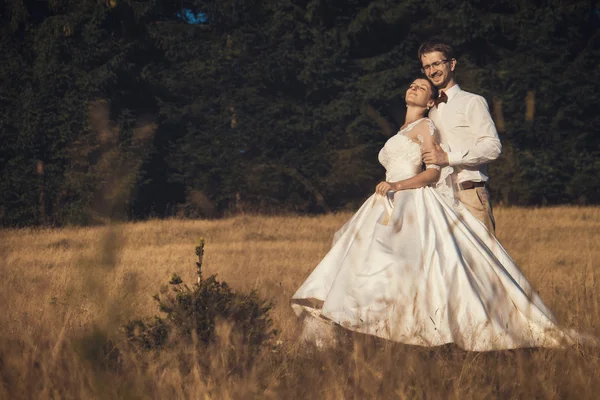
top-left (375, 166), bottom-right (440, 195)
top-left (391, 166), bottom-right (441, 191)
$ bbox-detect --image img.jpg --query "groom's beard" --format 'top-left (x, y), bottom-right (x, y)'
top-left (429, 72), bottom-right (443, 81)
top-left (429, 72), bottom-right (448, 89)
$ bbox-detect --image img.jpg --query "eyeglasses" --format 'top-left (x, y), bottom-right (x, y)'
top-left (421, 59), bottom-right (450, 74)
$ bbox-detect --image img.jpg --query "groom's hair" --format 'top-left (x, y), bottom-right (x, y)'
top-left (418, 41), bottom-right (455, 61)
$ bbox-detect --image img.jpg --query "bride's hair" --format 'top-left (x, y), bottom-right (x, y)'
top-left (424, 79), bottom-right (438, 100)
top-left (419, 78), bottom-right (438, 116)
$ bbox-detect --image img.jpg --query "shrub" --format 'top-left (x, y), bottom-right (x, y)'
top-left (123, 238), bottom-right (275, 357)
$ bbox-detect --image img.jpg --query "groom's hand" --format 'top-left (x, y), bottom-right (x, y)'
top-left (422, 144), bottom-right (449, 167)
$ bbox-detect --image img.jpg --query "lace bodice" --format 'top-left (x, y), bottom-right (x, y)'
top-left (377, 118), bottom-right (459, 208)
top-left (378, 118), bottom-right (430, 181)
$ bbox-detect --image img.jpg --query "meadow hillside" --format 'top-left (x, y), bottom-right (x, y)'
top-left (1, 207), bottom-right (599, 399)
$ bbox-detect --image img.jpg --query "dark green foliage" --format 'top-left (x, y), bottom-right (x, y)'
top-left (74, 327), bottom-right (123, 373)
top-left (1, 0), bottom-right (599, 226)
top-left (122, 317), bottom-right (170, 350)
top-left (123, 239), bottom-right (275, 356)
top-left (123, 277), bottom-right (274, 351)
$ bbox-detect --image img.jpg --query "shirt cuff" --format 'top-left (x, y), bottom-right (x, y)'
top-left (447, 151), bottom-right (464, 167)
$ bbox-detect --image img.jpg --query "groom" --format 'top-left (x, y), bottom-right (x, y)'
top-left (419, 40), bottom-right (502, 234)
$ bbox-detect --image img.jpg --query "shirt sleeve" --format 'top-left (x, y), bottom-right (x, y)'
top-left (447, 96), bottom-right (502, 168)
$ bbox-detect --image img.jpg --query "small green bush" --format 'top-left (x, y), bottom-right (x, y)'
top-left (123, 238), bottom-right (275, 356)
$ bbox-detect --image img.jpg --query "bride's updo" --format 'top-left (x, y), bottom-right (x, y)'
top-left (421, 78), bottom-right (438, 115)
top-left (426, 81), bottom-right (438, 116)
top-left (424, 79), bottom-right (438, 102)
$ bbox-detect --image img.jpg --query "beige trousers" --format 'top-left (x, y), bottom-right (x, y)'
top-left (457, 186), bottom-right (496, 235)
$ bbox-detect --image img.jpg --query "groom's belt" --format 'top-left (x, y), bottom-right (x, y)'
top-left (457, 181), bottom-right (486, 191)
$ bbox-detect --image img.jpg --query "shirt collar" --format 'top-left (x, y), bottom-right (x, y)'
top-left (443, 84), bottom-right (461, 102)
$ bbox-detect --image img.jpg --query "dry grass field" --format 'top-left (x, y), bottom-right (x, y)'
top-left (1, 206), bottom-right (599, 399)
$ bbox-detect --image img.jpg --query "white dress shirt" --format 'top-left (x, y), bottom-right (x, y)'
top-left (429, 84), bottom-right (502, 184)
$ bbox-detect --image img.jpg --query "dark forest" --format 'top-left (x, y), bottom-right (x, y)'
top-left (1, 0), bottom-right (599, 226)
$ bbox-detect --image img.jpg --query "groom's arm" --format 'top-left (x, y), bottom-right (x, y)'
top-left (446, 95), bottom-right (502, 168)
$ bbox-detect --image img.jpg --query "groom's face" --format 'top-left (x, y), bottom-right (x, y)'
top-left (420, 51), bottom-right (455, 88)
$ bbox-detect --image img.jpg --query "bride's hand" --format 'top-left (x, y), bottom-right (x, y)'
top-left (376, 181), bottom-right (393, 196)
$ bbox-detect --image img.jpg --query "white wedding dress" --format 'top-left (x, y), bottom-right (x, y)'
top-left (291, 118), bottom-right (575, 351)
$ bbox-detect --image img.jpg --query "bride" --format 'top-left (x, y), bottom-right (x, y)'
top-left (291, 78), bottom-right (577, 351)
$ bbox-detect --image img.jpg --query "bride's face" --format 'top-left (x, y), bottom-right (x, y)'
top-left (405, 79), bottom-right (434, 108)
